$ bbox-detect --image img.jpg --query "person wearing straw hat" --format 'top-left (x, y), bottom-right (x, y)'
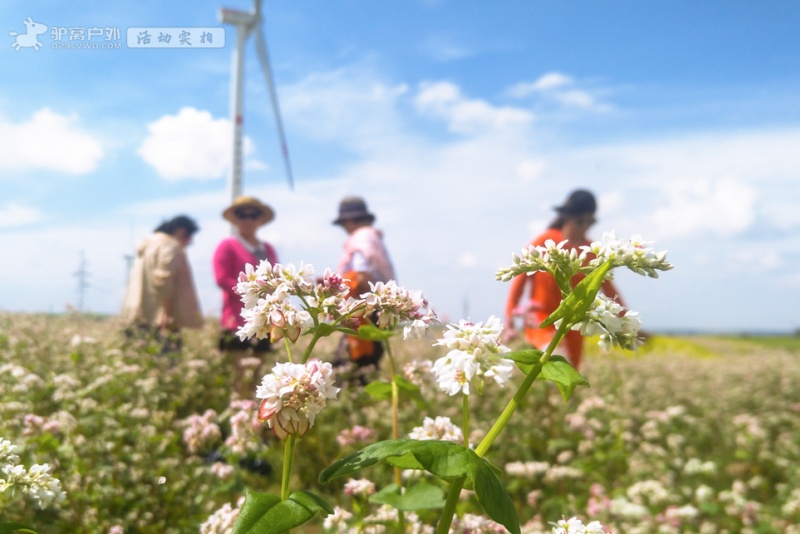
top-left (213, 196), bottom-right (279, 396)
top-left (503, 189), bottom-right (625, 370)
top-left (332, 196), bottom-right (396, 382)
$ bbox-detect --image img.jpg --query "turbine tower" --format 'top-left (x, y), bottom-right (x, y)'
top-left (220, 0), bottom-right (294, 205)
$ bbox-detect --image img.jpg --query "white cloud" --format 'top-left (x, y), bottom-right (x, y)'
top-left (506, 71), bottom-right (612, 112)
top-left (650, 179), bottom-right (757, 239)
top-left (418, 34), bottom-right (473, 62)
top-left (516, 159), bottom-right (545, 182)
top-left (0, 109), bottom-right (103, 174)
top-left (457, 251), bottom-right (478, 268)
top-left (414, 81), bottom-right (534, 134)
top-left (137, 107), bottom-right (254, 181)
top-left (282, 68), bottom-right (410, 153)
top-left (0, 203), bottom-right (43, 228)
top-left (565, 129), bottom-right (800, 241)
top-left (508, 72), bottom-right (573, 95)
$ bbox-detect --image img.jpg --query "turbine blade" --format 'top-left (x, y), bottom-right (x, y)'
top-left (254, 24), bottom-right (295, 190)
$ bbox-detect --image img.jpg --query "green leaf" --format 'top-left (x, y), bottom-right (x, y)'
top-left (364, 380), bottom-right (393, 401)
top-left (541, 357), bottom-right (589, 401)
top-left (393, 376), bottom-right (426, 408)
top-left (320, 440), bottom-right (520, 533)
top-left (540, 261), bottom-right (612, 329)
top-left (369, 482), bottom-right (446, 511)
top-left (473, 461), bottom-right (521, 534)
top-left (307, 323), bottom-right (365, 338)
top-left (231, 490), bottom-right (332, 534)
top-left (504, 349), bottom-right (544, 374)
top-left (320, 440), bottom-right (475, 483)
top-left (0, 523), bottom-right (38, 534)
top-left (356, 324), bottom-right (396, 341)
top-left (363, 378), bottom-right (426, 407)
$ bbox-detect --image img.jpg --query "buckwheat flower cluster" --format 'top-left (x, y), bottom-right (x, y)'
top-left (504, 460), bottom-right (551, 479)
top-left (551, 517), bottom-right (607, 534)
top-left (362, 280), bottom-right (437, 338)
top-left (432, 316), bottom-right (514, 396)
top-left (497, 240), bottom-right (584, 283)
top-left (403, 359), bottom-right (438, 398)
top-left (336, 425), bottom-right (375, 447)
top-left (179, 409), bottom-right (222, 455)
top-left (361, 505), bottom-right (428, 534)
top-left (343, 477), bottom-right (376, 497)
top-left (408, 416), bottom-right (464, 444)
top-left (236, 261), bottom-right (322, 343)
top-left (451, 513), bottom-right (506, 533)
top-left (323, 506), bottom-right (354, 533)
top-left (570, 293), bottom-right (643, 350)
top-left (210, 461), bottom-right (234, 481)
top-left (1, 437), bottom-right (66, 510)
top-left (496, 232), bottom-right (672, 282)
top-left (224, 400), bottom-right (261, 455)
top-left (236, 261), bottom-right (436, 343)
top-left (256, 359), bottom-right (339, 439)
top-left (582, 232), bottom-right (672, 277)
top-left (200, 496), bottom-right (245, 534)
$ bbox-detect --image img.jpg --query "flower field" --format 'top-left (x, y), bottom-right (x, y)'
top-left (2, 311), bottom-right (800, 533)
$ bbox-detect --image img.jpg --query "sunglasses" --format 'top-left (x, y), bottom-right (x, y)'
top-left (235, 210), bottom-right (263, 220)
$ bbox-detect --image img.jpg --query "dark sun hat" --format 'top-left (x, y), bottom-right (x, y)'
top-left (554, 189), bottom-right (597, 216)
top-left (332, 196), bottom-right (376, 226)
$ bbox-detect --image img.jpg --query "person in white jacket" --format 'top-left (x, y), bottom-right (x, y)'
top-left (121, 215), bottom-right (203, 354)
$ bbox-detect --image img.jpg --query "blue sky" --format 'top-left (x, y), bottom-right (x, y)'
top-left (2, 0), bottom-right (799, 333)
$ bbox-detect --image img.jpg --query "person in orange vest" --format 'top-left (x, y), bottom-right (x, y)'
top-left (503, 189), bottom-right (625, 370)
top-left (331, 196), bottom-right (396, 382)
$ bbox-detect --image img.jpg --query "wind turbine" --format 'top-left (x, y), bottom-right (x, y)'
top-left (220, 0), bottom-right (294, 202)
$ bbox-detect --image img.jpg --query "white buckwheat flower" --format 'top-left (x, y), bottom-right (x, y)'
top-left (497, 232), bottom-right (672, 283)
top-left (256, 359), bottom-right (340, 439)
top-left (571, 293), bottom-right (643, 351)
top-left (238, 289), bottom-right (314, 343)
top-left (408, 416), bottom-right (464, 444)
top-left (362, 280), bottom-right (437, 337)
top-left (1, 438), bottom-right (66, 510)
top-left (551, 517), bottom-right (607, 534)
top-left (343, 477), bottom-right (376, 497)
top-left (432, 316), bottom-right (514, 396)
top-left (581, 231), bottom-right (673, 277)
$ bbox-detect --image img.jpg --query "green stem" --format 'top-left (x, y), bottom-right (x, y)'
top-left (462, 393), bottom-right (469, 449)
top-left (301, 332), bottom-right (321, 364)
top-left (435, 325), bottom-right (566, 534)
top-left (384, 340), bottom-right (406, 532)
top-left (281, 435), bottom-right (297, 501)
top-left (473, 323), bottom-right (568, 458)
top-left (436, 476), bottom-right (467, 534)
top-left (283, 336), bottom-right (293, 363)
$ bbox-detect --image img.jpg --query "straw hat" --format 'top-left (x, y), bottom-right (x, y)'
top-left (222, 196), bottom-right (275, 226)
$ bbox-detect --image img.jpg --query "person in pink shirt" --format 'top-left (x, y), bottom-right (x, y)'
top-left (213, 196), bottom-right (278, 396)
top-left (331, 196), bottom-right (396, 384)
